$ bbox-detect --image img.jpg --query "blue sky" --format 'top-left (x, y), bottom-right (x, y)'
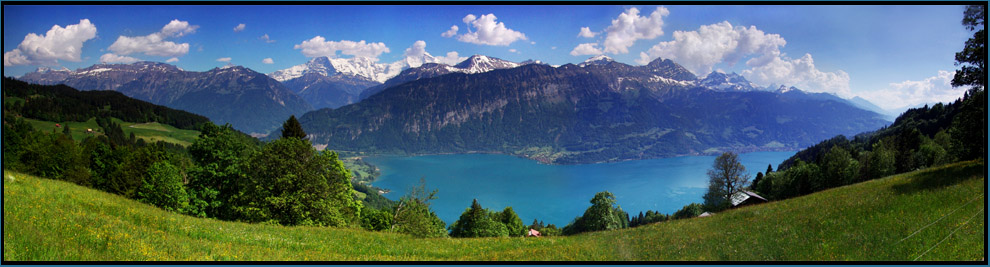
top-left (2, 4), bottom-right (974, 110)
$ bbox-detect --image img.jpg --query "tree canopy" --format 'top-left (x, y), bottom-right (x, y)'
top-left (236, 137), bottom-right (362, 227)
top-left (950, 5), bottom-right (987, 161)
top-left (449, 199), bottom-right (509, 238)
top-left (391, 178), bottom-right (447, 238)
top-left (952, 5), bottom-right (986, 92)
top-left (563, 191), bottom-right (629, 235)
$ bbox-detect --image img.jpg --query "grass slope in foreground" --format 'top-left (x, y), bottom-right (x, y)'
top-left (2, 161), bottom-right (985, 261)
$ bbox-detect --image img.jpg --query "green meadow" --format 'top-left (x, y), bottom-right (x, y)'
top-left (23, 117), bottom-right (200, 147)
top-left (2, 160), bottom-right (984, 261)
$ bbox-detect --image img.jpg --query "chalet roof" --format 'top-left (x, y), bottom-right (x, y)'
top-left (527, 229), bottom-right (541, 237)
top-left (730, 190), bottom-right (768, 206)
top-left (699, 212), bottom-right (714, 217)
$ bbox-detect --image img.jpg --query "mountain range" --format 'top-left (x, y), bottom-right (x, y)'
top-left (16, 55), bottom-right (892, 162)
top-left (268, 55), bottom-right (526, 109)
top-left (357, 55), bottom-right (525, 101)
top-left (17, 62), bottom-right (311, 135)
top-left (294, 57), bottom-right (890, 164)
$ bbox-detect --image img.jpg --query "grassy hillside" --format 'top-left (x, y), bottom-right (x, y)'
top-left (3, 160), bottom-right (984, 261)
top-left (23, 117), bottom-right (200, 147)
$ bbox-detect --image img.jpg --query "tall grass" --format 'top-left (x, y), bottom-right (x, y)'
top-left (3, 160), bottom-right (984, 261)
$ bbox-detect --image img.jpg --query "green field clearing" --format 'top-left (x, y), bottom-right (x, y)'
top-left (22, 117), bottom-right (200, 147)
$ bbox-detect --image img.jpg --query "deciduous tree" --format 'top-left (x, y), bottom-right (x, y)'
top-left (138, 161), bottom-right (189, 212)
top-left (950, 5), bottom-right (987, 161)
top-left (237, 137), bottom-right (362, 227)
top-left (391, 178), bottom-right (447, 237)
top-left (563, 191), bottom-right (628, 235)
top-left (702, 152), bottom-right (750, 211)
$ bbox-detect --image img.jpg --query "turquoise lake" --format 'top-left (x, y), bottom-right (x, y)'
top-left (366, 151), bottom-right (795, 227)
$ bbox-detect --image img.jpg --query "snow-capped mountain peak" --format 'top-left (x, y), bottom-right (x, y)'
top-left (699, 71), bottom-right (760, 92)
top-left (403, 51), bottom-right (437, 68)
top-left (269, 57), bottom-right (337, 82)
top-left (775, 85), bottom-right (800, 93)
top-left (579, 55), bottom-right (614, 67)
top-left (328, 56), bottom-right (404, 83)
top-left (453, 55), bottom-right (520, 74)
top-left (586, 54), bottom-right (613, 62)
top-left (269, 56), bottom-right (404, 83)
top-left (520, 59), bottom-right (545, 65)
top-left (272, 54), bottom-right (524, 85)
top-left (35, 66), bottom-right (72, 73)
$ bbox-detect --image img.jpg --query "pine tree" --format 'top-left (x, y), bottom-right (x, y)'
top-left (281, 115), bottom-right (307, 140)
top-left (752, 172), bottom-right (763, 190)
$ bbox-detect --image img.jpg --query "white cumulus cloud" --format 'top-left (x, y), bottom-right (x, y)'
top-left (109, 35), bottom-right (189, 57)
top-left (4, 19), bottom-right (98, 66)
top-left (578, 27), bottom-right (597, 38)
top-left (509, 48), bottom-right (518, 53)
top-left (99, 53), bottom-right (140, 64)
top-left (262, 58), bottom-right (274, 64)
top-left (602, 7), bottom-right (669, 54)
top-left (233, 23), bottom-right (246, 32)
top-left (570, 43), bottom-right (603, 56)
top-left (166, 57), bottom-right (179, 63)
top-left (294, 36), bottom-right (390, 60)
top-left (434, 51), bottom-right (467, 65)
top-left (857, 70), bottom-right (967, 111)
top-left (260, 34), bottom-right (276, 43)
top-left (462, 14), bottom-right (477, 24)
top-left (160, 19), bottom-right (198, 37)
top-left (636, 21), bottom-right (786, 75)
top-left (402, 40), bottom-right (430, 67)
top-left (441, 25), bottom-right (459, 38)
top-left (108, 19), bottom-right (197, 58)
top-left (456, 13), bottom-right (527, 46)
top-left (742, 53), bottom-right (851, 97)
top-left (400, 40), bottom-right (467, 67)
top-left (3, 50), bottom-right (29, 66)
top-left (216, 57), bottom-right (231, 62)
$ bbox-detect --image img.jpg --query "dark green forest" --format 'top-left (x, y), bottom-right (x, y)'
top-left (3, 77), bottom-right (209, 130)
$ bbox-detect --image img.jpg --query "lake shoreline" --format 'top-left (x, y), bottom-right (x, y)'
top-left (338, 145), bottom-right (800, 166)
top-left (363, 151), bottom-right (798, 226)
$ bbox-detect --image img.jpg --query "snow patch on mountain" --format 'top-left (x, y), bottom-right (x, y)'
top-left (76, 68), bottom-right (114, 75)
top-left (273, 54), bottom-right (524, 86)
top-left (453, 55), bottom-right (520, 74)
top-left (35, 66), bottom-right (72, 73)
top-left (578, 55), bottom-right (615, 67)
top-left (775, 85), bottom-right (799, 93)
top-left (269, 56), bottom-right (403, 83)
top-left (650, 75), bottom-right (696, 87)
top-left (699, 71), bottom-right (761, 92)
